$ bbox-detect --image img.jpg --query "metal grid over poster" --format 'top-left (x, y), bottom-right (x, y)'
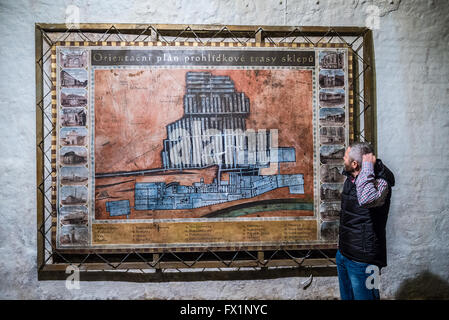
top-left (53, 43), bottom-right (349, 251)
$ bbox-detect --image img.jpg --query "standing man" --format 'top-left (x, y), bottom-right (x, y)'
top-left (337, 142), bottom-right (395, 300)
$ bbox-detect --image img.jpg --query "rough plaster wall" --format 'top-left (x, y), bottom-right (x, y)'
top-left (0, 0), bottom-right (448, 299)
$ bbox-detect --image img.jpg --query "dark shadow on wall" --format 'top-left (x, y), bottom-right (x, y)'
top-left (38, 266), bottom-right (338, 282)
top-left (395, 271), bottom-right (449, 300)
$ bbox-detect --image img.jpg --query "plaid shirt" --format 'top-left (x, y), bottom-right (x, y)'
top-left (350, 161), bottom-right (389, 208)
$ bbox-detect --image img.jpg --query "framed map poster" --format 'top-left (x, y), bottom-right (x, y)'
top-left (36, 23), bottom-right (385, 280)
top-left (51, 41), bottom-right (351, 253)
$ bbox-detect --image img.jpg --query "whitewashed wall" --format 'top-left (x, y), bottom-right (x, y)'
top-left (0, 0), bottom-right (448, 299)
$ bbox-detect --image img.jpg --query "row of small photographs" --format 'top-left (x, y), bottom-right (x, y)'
top-left (58, 49), bottom-right (90, 246)
top-left (319, 51), bottom-right (344, 70)
top-left (319, 69), bottom-right (344, 89)
top-left (61, 68), bottom-right (88, 88)
top-left (319, 171), bottom-right (342, 241)
top-left (60, 107), bottom-right (87, 127)
top-left (61, 88), bottom-right (87, 108)
top-left (60, 146), bottom-right (88, 166)
top-left (59, 186), bottom-right (88, 245)
top-left (319, 88), bottom-right (345, 107)
top-left (59, 205), bottom-right (88, 225)
top-left (318, 51), bottom-right (345, 241)
top-left (319, 182), bottom-right (343, 241)
top-left (60, 49), bottom-right (88, 68)
top-left (320, 145), bottom-right (344, 165)
top-left (59, 225), bottom-right (88, 246)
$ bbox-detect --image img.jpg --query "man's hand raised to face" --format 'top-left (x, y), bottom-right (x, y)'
top-left (362, 153), bottom-right (376, 164)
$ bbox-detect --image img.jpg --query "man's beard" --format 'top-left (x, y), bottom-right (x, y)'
top-left (344, 162), bottom-right (354, 173)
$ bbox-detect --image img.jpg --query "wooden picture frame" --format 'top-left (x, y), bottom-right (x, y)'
top-left (36, 24), bottom-right (376, 281)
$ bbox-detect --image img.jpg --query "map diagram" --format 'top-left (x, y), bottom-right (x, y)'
top-left (94, 69), bottom-right (314, 220)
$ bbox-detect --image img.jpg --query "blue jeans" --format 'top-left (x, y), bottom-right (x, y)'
top-left (336, 250), bottom-right (380, 300)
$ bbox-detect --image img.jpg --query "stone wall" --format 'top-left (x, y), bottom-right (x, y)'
top-left (0, 0), bottom-right (448, 299)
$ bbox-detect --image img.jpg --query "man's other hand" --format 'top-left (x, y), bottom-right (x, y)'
top-left (362, 153), bottom-right (376, 164)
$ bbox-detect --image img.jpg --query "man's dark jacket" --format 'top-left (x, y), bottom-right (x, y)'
top-left (339, 159), bottom-right (395, 268)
